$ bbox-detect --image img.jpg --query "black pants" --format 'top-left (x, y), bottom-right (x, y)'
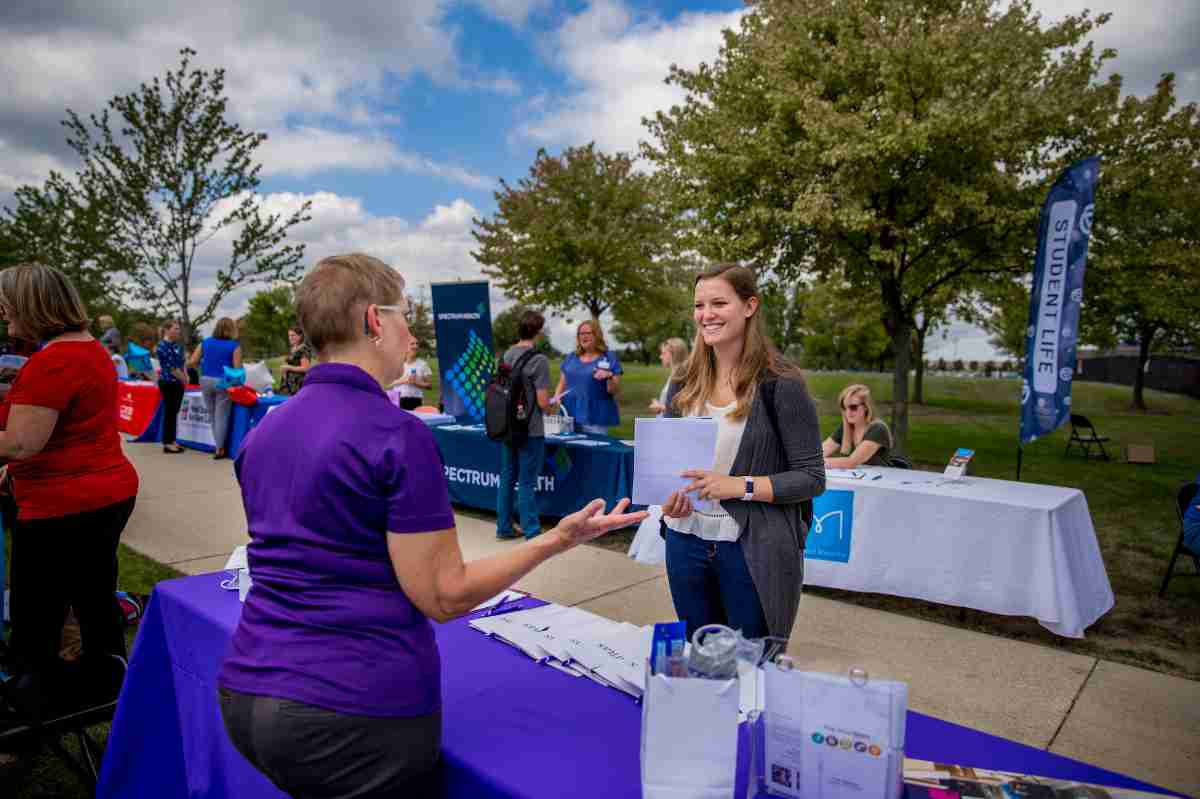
top-left (219, 687), bottom-right (442, 799)
top-left (399, 396), bottom-right (422, 410)
top-left (158, 380), bottom-right (185, 445)
top-left (8, 497), bottom-right (136, 677)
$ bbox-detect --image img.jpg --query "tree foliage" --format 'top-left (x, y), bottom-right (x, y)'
top-left (643, 0), bottom-right (1114, 449)
top-left (472, 143), bottom-right (679, 323)
top-left (1078, 74), bottom-right (1200, 409)
top-left (611, 280), bottom-right (694, 365)
top-left (407, 295), bottom-right (437, 360)
top-left (17, 48), bottom-right (312, 340)
top-left (491, 304), bottom-right (561, 357)
top-left (240, 285), bottom-right (296, 360)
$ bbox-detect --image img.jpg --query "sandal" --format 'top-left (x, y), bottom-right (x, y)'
top-left (163, 445), bottom-right (184, 454)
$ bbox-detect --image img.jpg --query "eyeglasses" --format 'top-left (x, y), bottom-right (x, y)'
top-left (363, 304), bottom-right (407, 336)
top-left (843, 403), bottom-right (863, 412)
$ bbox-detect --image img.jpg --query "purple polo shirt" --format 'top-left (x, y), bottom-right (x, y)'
top-left (217, 363), bottom-right (455, 717)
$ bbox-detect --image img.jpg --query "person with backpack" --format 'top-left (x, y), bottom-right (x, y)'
top-left (659, 263), bottom-right (825, 641)
top-left (493, 310), bottom-right (558, 540)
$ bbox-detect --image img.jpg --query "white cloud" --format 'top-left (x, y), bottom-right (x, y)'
top-left (0, 2), bottom-right (512, 190)
top-left (518, 1), bottom-right (746, 154)
top-left (469, 0), bottom-right (556, 27)
top-left (258, 128), bottom-right (491, 188)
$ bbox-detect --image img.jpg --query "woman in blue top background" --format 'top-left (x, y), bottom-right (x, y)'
top-left (156, 320), bottom-right (188, 454)
top-left (554, 320), bottom-right (622, 436)
top-left (187, 316), bottom-right (242, 459)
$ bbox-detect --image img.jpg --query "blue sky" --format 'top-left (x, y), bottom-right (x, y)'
top-left (1, 0), bottom-right (1196, 355)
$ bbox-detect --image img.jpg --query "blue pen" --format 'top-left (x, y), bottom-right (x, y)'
top-left (871, 474), bottom-right (883, 481)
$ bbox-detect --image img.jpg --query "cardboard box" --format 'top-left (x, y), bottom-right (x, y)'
top-left (1125, 444), bottom-right (1156, 464)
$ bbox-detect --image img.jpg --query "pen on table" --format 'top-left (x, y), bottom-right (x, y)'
top-left (871, 474), bottom-right (883, 481)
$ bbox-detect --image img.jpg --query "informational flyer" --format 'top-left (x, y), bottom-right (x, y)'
top-left (761, 667), bottom-right (907, 799)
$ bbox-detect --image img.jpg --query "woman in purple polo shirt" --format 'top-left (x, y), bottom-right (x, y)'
top-left (216, 254), bottom-right (645, 798)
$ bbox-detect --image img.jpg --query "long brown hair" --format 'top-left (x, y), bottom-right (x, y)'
top-left (672, 263), bottom-right (800, 420)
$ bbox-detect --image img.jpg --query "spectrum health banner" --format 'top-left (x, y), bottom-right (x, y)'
top-left (431, 281), bottom-right (494, 422)
top-left (1019, 157), bottom-right (1100, 446)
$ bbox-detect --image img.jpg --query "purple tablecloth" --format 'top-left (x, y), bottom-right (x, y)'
top-left (97, 574), bottom-right (1176, 798)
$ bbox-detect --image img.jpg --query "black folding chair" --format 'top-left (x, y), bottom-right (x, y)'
top-left (1159, 483), bottom-right (1200, 597)
top-left (0, 649), bottom-right (126, 790)
top-left (1064, 413), bottom-right (1110, 461)
top-left (887, 454), bottom-right (914, 470)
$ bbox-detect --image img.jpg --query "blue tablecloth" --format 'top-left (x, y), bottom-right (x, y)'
top-left (96, 574), bottom-right (1175, 798)
top-left (431, 426), bottom-right (637, 517)
top-left (227, 394), bottom-right (289, 456)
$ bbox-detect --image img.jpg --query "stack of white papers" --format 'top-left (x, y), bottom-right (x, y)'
top-left (470, 603), bottom-right (652, 699)
top-left (632, 417), bottom-right (719, 505)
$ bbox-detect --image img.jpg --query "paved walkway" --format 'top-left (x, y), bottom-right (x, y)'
top-left (120, 443), bottom-right (1200, 796)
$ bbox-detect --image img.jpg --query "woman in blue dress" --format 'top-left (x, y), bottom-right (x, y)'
top-left (554, 320), bottom-right (622, 436)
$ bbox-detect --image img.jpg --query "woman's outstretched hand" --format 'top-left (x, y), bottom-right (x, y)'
top-left (551, 498), bottom-right (647, 549)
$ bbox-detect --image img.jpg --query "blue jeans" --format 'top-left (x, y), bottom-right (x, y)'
top-left (664, 528), bottom-right (769, 640)
top-left (497, 437), bottom-right (545, 538)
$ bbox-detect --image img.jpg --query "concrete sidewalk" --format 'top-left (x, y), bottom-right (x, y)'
top-left (120, 443), bottom-right (1200, 796)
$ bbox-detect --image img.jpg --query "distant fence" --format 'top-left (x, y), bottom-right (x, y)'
top-left (1078, 355), bottom-right (1200, 399)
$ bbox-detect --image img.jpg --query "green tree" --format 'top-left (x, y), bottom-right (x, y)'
top-left (241, 285), bottom-right (296, 360)
top-left (34, 48), bottom-right (311, 341)
top-left (491, 304), bottom-right (560, 357)
top-left (644, 0), bottom-right (1114, 450)
top-left (1079, 74), bottom-right (1200, 410)
top-left (794, 277), bottom-right (892, 371)
top-left (472, 143), bottom-right (679, 324)
top-left (611, 282), bottom-right (694, 365)
top-left (3, 174), bottom-right (125, 309)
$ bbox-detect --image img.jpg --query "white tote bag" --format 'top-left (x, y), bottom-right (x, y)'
top-left (641, 669), bottom-right (740, 799)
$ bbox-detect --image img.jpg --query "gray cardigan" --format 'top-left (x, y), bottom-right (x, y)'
top-left (664, 375), bottom-right (826, 639)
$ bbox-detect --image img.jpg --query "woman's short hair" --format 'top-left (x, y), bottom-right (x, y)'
top-left (98, 314), bottom-right (115, 328)
top-left (518, 310), bottom-right (545, 341)
top-left (0, 263), bottom-right (90, 342)
top-left (575, 319), bottom-right (609, 356)
top-left (296, 253), bottom-right (405, 354)
top-left (213, 317), bottom-right (239, 340)
top-left (289, 325), bottom-right (304, 337)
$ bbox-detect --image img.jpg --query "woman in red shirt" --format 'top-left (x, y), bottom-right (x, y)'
top-left (0, 263), bottom-right (139, 717)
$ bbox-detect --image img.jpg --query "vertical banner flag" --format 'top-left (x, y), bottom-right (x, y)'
top-left (431, 281), bottom-right (494, 421)
top-left (1019, 157), bottom-right (1100, 445)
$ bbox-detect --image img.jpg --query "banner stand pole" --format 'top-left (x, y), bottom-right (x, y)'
top-left (1015, 445), bottom-right (1024, 482)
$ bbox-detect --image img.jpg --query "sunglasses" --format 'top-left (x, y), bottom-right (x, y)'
top-left (843, 403), bottom-right (864, 412)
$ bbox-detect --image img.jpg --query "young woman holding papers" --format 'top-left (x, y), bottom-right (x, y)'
top-left (660, 263), bottom-right (825, 641)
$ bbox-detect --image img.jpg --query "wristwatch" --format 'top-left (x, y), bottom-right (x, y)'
top-left (742, 477), bottom-right (755, 502)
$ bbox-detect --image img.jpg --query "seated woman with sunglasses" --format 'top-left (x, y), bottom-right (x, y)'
top-left (822, 384), bottom-right (893, 469)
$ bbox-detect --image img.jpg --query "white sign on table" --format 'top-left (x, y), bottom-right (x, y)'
top-left (176, 391), bottom-right (216, 447)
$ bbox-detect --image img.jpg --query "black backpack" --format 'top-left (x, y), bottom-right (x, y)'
top-left (485, 349), bottom-right (539, 446)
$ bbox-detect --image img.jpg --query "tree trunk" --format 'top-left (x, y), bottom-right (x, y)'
top-left (912, 326), bottom-right (927, 405)
top-left (891, 320), bottom-right (911, 452)
top-left (1132, 330), bottom-right (1154, 411)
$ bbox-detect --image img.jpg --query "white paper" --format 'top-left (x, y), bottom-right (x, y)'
top-left (632, 417), bottom-right (719, 505)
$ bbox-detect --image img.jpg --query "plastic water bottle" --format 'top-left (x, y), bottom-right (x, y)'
top-left (687, 624), bottom-right (739, 680)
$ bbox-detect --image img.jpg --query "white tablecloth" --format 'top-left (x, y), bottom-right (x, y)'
top-left (628, 467), bottom-right (1114, 638)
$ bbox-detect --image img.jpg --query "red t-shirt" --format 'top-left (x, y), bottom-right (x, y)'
top-left (1, 339), bottom-right (139, 520)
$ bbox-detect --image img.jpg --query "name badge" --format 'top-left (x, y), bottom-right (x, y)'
top-left (597, 359), bottom-right (611, 371)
